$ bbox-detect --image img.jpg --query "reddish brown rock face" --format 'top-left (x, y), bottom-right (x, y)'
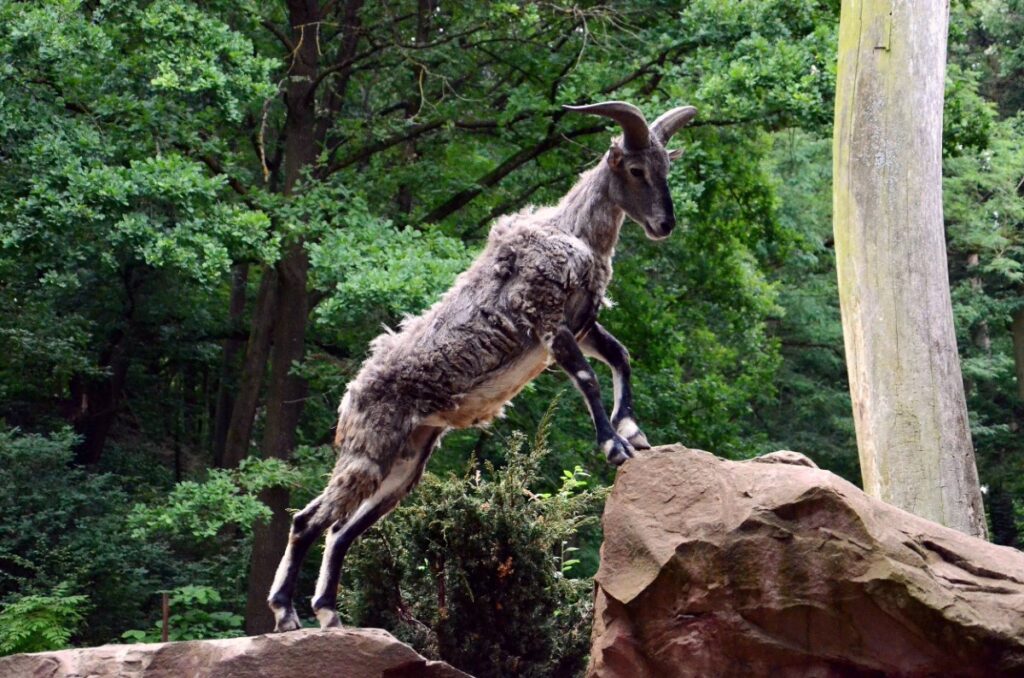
top-left (588, 446), bottom-right (1024, 678)
top-left (0, 627), bottom-right (471, 678)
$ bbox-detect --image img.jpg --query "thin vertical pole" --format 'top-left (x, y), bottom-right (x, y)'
top-left (161, 592), bottom-right (169, 642)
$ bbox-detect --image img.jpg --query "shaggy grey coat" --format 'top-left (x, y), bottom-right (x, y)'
top-left (268, 101), bottom-right (697, 632)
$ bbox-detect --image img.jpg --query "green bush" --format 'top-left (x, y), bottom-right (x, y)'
top-left (0, 429), bottom-right (168, 645)
top-left (127, 457), bottom-right (299, 543)
top-left (0, 584), bottom-right (87, 656)
top-left (122, 585), bottom-right (244, 643)
top-left (340, 419), bottom-right (606, 678)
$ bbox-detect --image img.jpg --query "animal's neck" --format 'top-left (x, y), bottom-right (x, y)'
top-left (556, 164), bottom-right (625, 258)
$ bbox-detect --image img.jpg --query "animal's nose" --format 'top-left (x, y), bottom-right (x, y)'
top-left (659, 218), bottom-right (675, 234)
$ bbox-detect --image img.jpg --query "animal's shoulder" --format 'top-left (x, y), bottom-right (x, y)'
top-left (488, 222), bottom-right (593, 274)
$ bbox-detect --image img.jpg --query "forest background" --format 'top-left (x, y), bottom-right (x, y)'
top-left (0, 1), bottom-right (1021, 676)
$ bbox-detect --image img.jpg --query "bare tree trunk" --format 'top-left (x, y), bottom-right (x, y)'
top-left (70, 335), bottom-right (130, 466)
top-left (244, 0), bottom-right (322, 634)
top-left (69, 266), bottom-right (143, 466)
top-left (244, 247), bottom-right (311, 635)
top-left (212, 264), bottom-right (249, 466)
top-left (221, 268), bottom-right (277, 469)
top-left (1012, 306), bottom-right (1024, 402)
top-left (395, 0), bottom-right (435, 216)
top-left (967, 253), bottom-right (991, 353)
top-left (833, 0), bottom-right (987, 537)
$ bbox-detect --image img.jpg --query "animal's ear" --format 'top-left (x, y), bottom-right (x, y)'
top-left (667, 148), bottom-right (684, 161)
top-left (607, 144), bottom-right (624, 169)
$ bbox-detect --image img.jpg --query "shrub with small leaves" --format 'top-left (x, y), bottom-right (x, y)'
top-left (127, 458), bottom-right (299, 542)
top-left (0, 429), bottom-right (168, 645)
top-left (0, 584), bottom-right (87, 656)
top-left (340, 409), bottom-right (606, 678)
top-left (121, 585), bottom-right (244, 643)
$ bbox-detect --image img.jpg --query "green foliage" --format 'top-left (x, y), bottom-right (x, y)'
top-left (121, 586), bottom-right (244, 643)
top-left (0, 429), bottom-right (169, 644)
top-left (308, 209), bottom-right (474, 349)
top-left (339, 426), bottom-right (605, 678)
top-left (952, 0), bottom-right (1024, 115)
top-left (128, 458), bottom-right (299, 541)
top-left (943, 112), bottom-right (1024, 543)
top-left (0, 584), bottom-right (88, 656)
top-left (757, 131), bottom-right (858, 479)
top-left (0, 0), bottom-right (1022, 663)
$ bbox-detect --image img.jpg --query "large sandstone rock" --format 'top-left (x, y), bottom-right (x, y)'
top-left (0, 627), bottom-right (471, 678)
top-left (588, 445), bottom-right (1024, 677)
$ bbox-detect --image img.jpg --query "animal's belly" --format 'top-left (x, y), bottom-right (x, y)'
top-left (424, 347), bottom-right (551, 428)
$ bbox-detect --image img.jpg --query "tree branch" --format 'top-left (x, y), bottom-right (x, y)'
top-left (321, 119), bottom-right (445, 177)
top-left (261, 19), bottom-right (295, 53)
top-left (466, 168), bottom-right (581, 237)
top-left (419, 124), bottom-right (605, 225)
top-left (194, 153), bottom-right (250, 197)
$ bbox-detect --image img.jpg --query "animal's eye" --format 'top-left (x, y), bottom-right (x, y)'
top-left (629, 167), bottom-right (644, 178)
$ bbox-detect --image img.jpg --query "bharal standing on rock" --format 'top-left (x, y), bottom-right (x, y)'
top-left (268, 101), bottom-right (698, 632)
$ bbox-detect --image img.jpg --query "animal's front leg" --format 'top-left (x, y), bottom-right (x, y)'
top-left (547, 326), bottom-right (634, 466)
top-left (579, 323), bottom-right (651, 450)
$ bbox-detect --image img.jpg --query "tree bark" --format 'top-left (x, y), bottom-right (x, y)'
top-left (212, 263), bottom-right (249, 466)
top-left (70, 333), bottom-right (130, 466)
top-left (244, 247), bottom-right (311, 634)
top-left (244, 0), bottom-right (322, 635)
top-left (1012, 306), bottom-right (1024, 402)
top-left (833, 0), bottom-right (987, 537)
top-left (221, 267), bottom-right (277, 469)
top-left (69, 266), bottom-right (141, 466)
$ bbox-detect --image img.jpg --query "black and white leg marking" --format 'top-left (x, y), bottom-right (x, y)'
top-left (268, 494), bottom-right (332, 632)
top-left (310, 426), bottom-right (443, 629)
top-left (580, 322), bottom-right (651, 450)
top-left (547, 326), bottom-right (633, 466)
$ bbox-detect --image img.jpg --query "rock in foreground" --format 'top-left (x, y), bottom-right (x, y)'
top-left (0, 627), bottom-right (471, 678)
top-left (588, 445), bottom-right (1024, 677)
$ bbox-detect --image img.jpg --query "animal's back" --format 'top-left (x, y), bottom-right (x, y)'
top-left (345, 218), bottom-right (597, 430)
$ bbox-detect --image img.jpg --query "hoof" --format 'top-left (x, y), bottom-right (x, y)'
top-left (601, 435), bottom-right (635, 467)
top-left (616, 418), bottom-right (651, 450)
top-left (315, 607), bottom-right (341, 629)
top-left (272, 608), bottom-right (301, 633)
top-left (626, 430), bottom-right (651, 450)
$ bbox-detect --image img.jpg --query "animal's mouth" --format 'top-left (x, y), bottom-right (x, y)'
top-left (643, 221), bottom-right (673, 241)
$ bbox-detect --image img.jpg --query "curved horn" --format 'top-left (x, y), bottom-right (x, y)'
top-left (650, 105), bottom-right (698, 144)
top-left (563, 100), bottom-right (650, 150)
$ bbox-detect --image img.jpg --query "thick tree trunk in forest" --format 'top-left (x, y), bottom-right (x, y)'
top-left (212, 263), bottom-right (249, 466)
top-left (833, 0), bottom-right (987, 537)
top-left (245, 246), bottom-right (311, 634)
top-left (967, 254), bottom-right (991, 354)
top-left (244, 0), bottom-right (322, 635)
top-left (1012, 306), bottom-right (1024, 401)
top-left (70, 337), bottom-right (130, 466)
top-left (221, 269), bottom-right (277, 469)
top-left (989, 482), bottom-right (1020, 547)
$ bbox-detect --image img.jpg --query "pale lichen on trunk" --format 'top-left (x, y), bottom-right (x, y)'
top-left (833, 0), bottom-right (987, 537)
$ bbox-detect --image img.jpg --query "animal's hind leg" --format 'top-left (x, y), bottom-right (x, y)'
top-left (311, 426), bottom-right (443, 629)
top-left (267, 494), bottom-right (332, 632)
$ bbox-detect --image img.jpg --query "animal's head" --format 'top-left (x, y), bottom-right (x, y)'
top-left (564, 101), bottom-right (697, 240)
